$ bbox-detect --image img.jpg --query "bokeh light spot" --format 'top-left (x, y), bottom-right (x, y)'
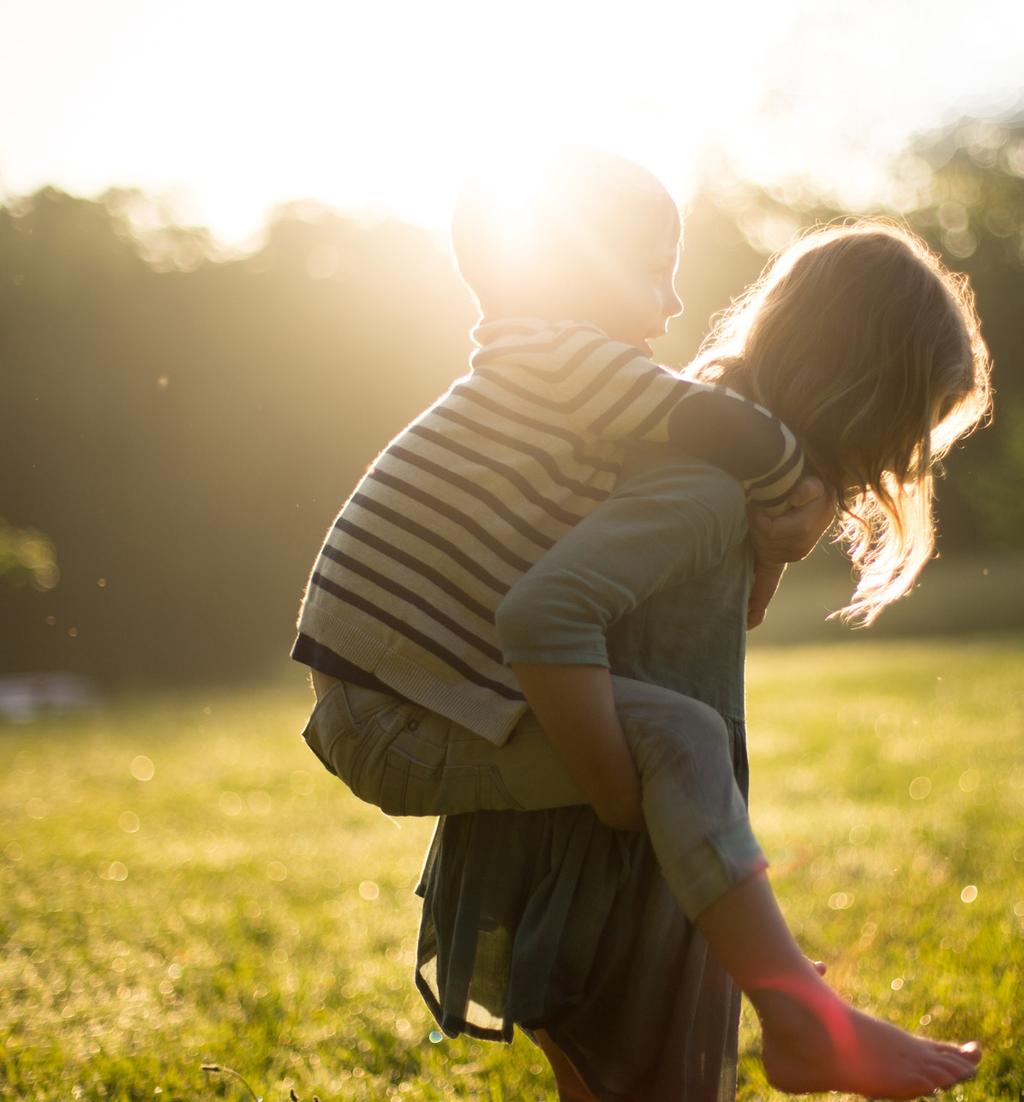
top-left (358, 880), bottom-right (380, 901)
top-left (908, 776), bottom-right (932, 800)
top-left (958, 768), bottom-right (980, 793)
top-left (961, 884), bottom-right (978, 903)
top-left (130, 755), bottom-right (155, 782)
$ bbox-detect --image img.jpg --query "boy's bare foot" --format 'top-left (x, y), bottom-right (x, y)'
top-left (752, 966), bottom-right (981, 1099)
top-left (696, 873), bottom-right (981, 1099)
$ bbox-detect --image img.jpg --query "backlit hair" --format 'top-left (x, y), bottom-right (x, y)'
top-left (691, 221), bottom-right (992, 625)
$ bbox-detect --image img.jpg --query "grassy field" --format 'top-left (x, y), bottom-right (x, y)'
top-left (2, 636), bottom-right (1022, 1101)
top-left (748, 550), bottom-right (1024, 648)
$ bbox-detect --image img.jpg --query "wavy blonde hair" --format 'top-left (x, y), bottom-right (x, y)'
top-left (690, 221), bottom-right (992, 625)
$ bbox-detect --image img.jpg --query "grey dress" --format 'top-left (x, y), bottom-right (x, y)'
top-left (415, 451), bottom-right (754, 1102)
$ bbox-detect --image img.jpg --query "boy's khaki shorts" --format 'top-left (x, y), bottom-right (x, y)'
top-left (299, 676), bottom-right (766, 919)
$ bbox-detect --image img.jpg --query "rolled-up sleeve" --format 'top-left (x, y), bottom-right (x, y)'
top-left (494, 457), bottom-right (747, 666)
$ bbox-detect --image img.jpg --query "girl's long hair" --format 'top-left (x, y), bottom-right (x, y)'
top-left (690, 221), bottom-right (992, 625)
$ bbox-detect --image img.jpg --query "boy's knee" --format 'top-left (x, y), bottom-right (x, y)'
top-left (616, 685), bottom-right (731, 773)
top-left (613, 678), bottom-right (726, 735)
top-left (661, 693), bottom-right (727, 738)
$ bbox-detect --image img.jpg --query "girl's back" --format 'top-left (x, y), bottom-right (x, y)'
top-left (417, 451), bottom-right (754, 1099)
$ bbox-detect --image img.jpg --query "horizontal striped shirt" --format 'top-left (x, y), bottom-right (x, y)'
top-left (293, 318), bottom-right (803, 744)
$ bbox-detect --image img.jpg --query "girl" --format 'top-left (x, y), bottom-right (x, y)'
top-left (415, 222), bottom-right (993, 1100)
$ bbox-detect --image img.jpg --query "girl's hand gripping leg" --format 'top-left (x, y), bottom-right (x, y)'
top-left (747, 476), bottom-right (836, 629)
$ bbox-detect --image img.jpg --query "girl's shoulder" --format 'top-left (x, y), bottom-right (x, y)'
top-left (615, 447), bottom-right (749, 541)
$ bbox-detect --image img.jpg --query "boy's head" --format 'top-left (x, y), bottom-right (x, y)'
top-left (452, 146), bottom-right (682, 347)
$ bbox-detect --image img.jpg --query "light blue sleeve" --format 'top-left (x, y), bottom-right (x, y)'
top-left (494, 456), bottom-right (748, 666)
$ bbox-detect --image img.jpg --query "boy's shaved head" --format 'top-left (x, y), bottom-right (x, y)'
top-left (452, 146), bottom-right (680, 322)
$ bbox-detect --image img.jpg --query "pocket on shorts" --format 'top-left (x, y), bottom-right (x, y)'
top-left (299, 681), bottom-right (350, 777)
top-left (377, 749), bottom-right (525, 816)
top-left (300, 682), bottom-right (404, 782)
top-left (337, 698), bottom-right (418, 809)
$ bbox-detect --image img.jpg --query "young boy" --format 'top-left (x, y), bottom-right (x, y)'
top-left (292, 146), bottom-right (826, 831)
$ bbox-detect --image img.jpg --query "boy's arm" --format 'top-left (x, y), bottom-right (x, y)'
top-left (472, 324), bottom-right (802, 513)
top-left (494, 459), bottom-right (747, 832)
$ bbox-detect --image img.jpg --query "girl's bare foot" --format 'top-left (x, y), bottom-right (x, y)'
top-left (752, 964), bottom-right (981, 1099)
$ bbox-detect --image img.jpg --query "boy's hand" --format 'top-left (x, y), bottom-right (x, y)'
top-left (749, 476), bottom-right (835, 564)
top-left (747, 477), bottom-right (836, 630)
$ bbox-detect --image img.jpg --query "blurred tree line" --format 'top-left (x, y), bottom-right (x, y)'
top-left (2, 116), bottom-right (1021, 688)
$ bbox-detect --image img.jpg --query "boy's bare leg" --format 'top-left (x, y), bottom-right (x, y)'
top-left (696, 871), bottom-right (982, 1098)
top-left (534, 1030), bottom-right (599, 1102)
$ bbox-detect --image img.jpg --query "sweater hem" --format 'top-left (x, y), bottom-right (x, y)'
top-left (296, 605), bottom-right (526, 745)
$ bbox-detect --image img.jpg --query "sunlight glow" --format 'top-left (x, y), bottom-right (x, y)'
top-left (2, 0), bottom-right (1023, 243)
top-left (462, 147), bottom-right (564, 256)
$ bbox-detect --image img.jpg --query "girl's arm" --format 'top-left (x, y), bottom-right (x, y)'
top-left (508, 663), bottom-right (643, 831)
top-left (747, 476), bottom-right (836, 628)
top-left (494, 455), bottom-right (747, 831)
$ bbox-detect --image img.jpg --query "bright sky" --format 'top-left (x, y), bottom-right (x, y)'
top-left (2, 0), bottom-right (1022, 246)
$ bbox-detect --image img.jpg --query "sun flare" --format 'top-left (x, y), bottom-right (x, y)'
top-left (3, 0), bottom-right (1023, 244)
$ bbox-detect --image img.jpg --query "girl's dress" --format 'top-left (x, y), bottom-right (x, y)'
top-left (415, 451), bottom-right (754, 1101)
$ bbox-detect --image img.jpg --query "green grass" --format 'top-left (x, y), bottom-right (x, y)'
top-left (1, 637), bottom-right (1022, 1101)
top-left (749, 550), bottom-right (1024, 647)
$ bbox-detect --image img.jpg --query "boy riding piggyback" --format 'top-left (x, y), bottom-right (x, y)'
top-left (292, 146), bottom-right (827, 831)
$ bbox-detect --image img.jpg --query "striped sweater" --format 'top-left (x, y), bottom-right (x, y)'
top-left (293, 318), bottom-right (803, 744)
